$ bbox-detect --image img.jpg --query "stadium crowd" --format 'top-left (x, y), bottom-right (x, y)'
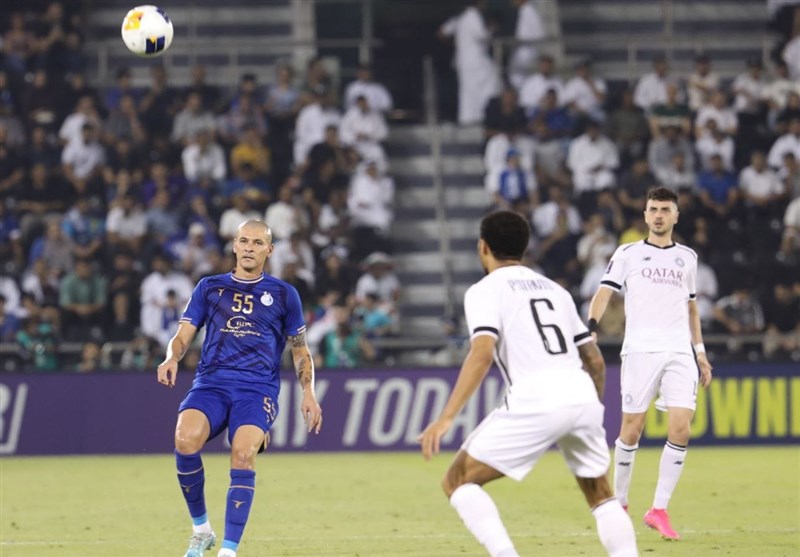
top-left (463, 0), bottom-right (800, 361)
top-left (1, 1), bottom-right (800, 371)
top-left (0, 2), bottom-right (400, 371)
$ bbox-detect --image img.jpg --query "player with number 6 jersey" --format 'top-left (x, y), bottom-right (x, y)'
top-left (418, 210), bottom-right (638, 557)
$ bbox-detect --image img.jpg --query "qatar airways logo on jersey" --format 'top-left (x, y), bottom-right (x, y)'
top-left (221, 315), bottom-right (262, 338)
top-left (641, 267), bottom-right (684, 287)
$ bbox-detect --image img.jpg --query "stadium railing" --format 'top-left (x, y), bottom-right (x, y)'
top-left (490, 34), bottom-right (777, 84)
top-left (0, 334), bottom-right (781, 372)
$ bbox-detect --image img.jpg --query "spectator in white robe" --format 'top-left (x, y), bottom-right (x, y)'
top-left (454, 1), bottom-right (501, 125)
top-left (508, 0), bottom-right (545, 89)
top-left (768, 118), bottom-right (800, 169)
top-left (695, 89), bottom-right (738, 139)
top-left (171, 91), bottom-right (216, 146)
top-left (348, 161), bottom-right (394, 235)
top-left (562, 59), bottom-right (607, 123)
top-left (519, 55), bottom-right (563, 113)
top-left (696, 124), bottom-right (735, 171)
top-left (270, 231), bottom-right (315, 287)
top-left (139, 254), bottom-right (194, 343)
top-left (633, 55), bottom-right (669, 112)
top-left (344, 64), bottom-right (393, 113)
top-left (783, 33), bottom-right (800, 79)
top-left (339, 95), bottom-right (388, 165)
top-left (294, 86), bottom-right (341, 165)
top-left (687, 54), bottom-right (720, 112)
top-left (764, 61), bottom-right (800, 131)
top-left (567, 119), bottom-right (619, 194)
top-left (181, 128), bottom-right (226, 185)
top-left (483, 131), bottom-right (536, 176)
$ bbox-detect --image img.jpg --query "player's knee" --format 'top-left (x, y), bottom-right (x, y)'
top-left (441, 471), bottom-right (457, 498)
top-left (618, 429), bottom-right (642, 446)
top-left (441, 467), bottom-right (465, 498)
top-left (619, 419), bottom-right (645, 445)
top-left (230, 447), bottom-right (258, 470)
top-left (174, 430), bottom-right (205, 454)
top-left (668, 424), bottom-right (691, 445)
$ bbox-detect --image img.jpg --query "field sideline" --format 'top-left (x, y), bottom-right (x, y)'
top-left (1, 447), bottom-right (798, 556)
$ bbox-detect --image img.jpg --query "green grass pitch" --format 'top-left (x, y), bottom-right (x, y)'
top-left (1, 447), bottom-right (798, 556)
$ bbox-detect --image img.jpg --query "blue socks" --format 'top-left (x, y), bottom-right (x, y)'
top-left (222, 469), bottom-right (256, 552)
top-left (176, 451), bottom-right (207, 524)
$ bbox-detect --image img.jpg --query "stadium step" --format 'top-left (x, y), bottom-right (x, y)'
top-left (558, 0), bottom-right (777, 82)
top-left (387, 124), bottom-right (487, 348)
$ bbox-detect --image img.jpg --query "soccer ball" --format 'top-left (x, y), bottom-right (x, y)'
top-left (121, 5), bottom-right (173, 57)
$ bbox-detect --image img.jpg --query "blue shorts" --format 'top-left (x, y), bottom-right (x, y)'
top-left (179, 381), bottom-right (279, 446)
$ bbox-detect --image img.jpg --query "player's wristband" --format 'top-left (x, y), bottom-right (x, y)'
top-left (588, 318), bottom-right (599, 333)
top-left (693, 343), bottom-right (706, 355)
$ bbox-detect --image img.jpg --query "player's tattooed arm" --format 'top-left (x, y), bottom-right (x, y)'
top-left (288, 330), bottom-right (314, 390)
top-left (289, 330), bottom-right (307, 349)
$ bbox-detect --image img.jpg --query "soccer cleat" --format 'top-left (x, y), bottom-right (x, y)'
top-left (644, 507), bottom-right (680, 540)
top-left (183, 531), bottom-right (216, 557)
top-left (622, 504), bottom-right (628, 513)
top-left (217, 549), bottom-right (236, 557)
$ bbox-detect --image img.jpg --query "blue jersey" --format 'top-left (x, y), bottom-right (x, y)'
top-left (180, 272), bottom-right (305, 393)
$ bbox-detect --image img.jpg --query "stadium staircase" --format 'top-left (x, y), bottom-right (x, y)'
top-left (558, 0), bottom-right (776, 84)
top-left (386, 123), bottom-right (487, 358)
top-left (84, 0), bottom-right (313, 87)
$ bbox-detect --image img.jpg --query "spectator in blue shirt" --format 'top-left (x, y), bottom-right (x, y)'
top-left (61, 196), bottom-right (105, 261)
top-left (697, 154), bottom-right (739, 219)
top-left (529, 89), bottom-right (574, 138)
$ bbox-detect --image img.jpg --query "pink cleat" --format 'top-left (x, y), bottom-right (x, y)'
top-left (644, 508), bottom-right (680, 540)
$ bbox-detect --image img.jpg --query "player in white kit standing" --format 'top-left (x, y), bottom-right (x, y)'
top-left (419, 211), bottom-right (638, 557)
top-left (588, 186), bottom-right (713, 540)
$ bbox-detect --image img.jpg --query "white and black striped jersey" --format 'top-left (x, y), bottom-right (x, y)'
top-left (599, 240), bottom-right (697, 355)
top-left (464, 265), bottom-right (598, 409)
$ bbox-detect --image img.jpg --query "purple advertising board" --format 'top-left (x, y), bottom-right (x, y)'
top-left (0, 363), bottom-right (797, 455)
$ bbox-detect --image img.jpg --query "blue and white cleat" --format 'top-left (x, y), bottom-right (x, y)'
top-left (183, 531), bottom-right (216, 557)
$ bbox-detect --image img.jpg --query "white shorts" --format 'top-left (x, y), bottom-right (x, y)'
top-left (620, 352), bottom-right (698, 413)
top-left (462, 400), bottom-right (610, 481)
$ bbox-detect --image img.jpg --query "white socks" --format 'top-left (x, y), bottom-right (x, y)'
top-left (653, 441), bottom-right (687, 509)
top-left (592, 499), bottom-right (639, 557)
top-left (217, 549), bottom-right (236, 557)
top-left (192, 520), bottom-right (213, 535)
top-left (613, 439), bottom-right (638, 506)
top-left (449, 483), bottom-right (519, 557)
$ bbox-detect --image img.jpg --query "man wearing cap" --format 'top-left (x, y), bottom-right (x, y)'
top-left (355, 252), bottom-right (400, 309)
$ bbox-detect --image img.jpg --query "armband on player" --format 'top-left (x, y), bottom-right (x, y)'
top-left (587, 318), bottom-right (599, 333)
top-left (693, 343), bottom-right (706, 355)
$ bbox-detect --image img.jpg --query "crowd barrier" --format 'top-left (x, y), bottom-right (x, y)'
top-left (1, 363), bottom-right (797, 455)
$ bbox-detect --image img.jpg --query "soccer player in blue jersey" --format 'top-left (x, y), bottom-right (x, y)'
top-left (157, 220), bottom-right (322, 557)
